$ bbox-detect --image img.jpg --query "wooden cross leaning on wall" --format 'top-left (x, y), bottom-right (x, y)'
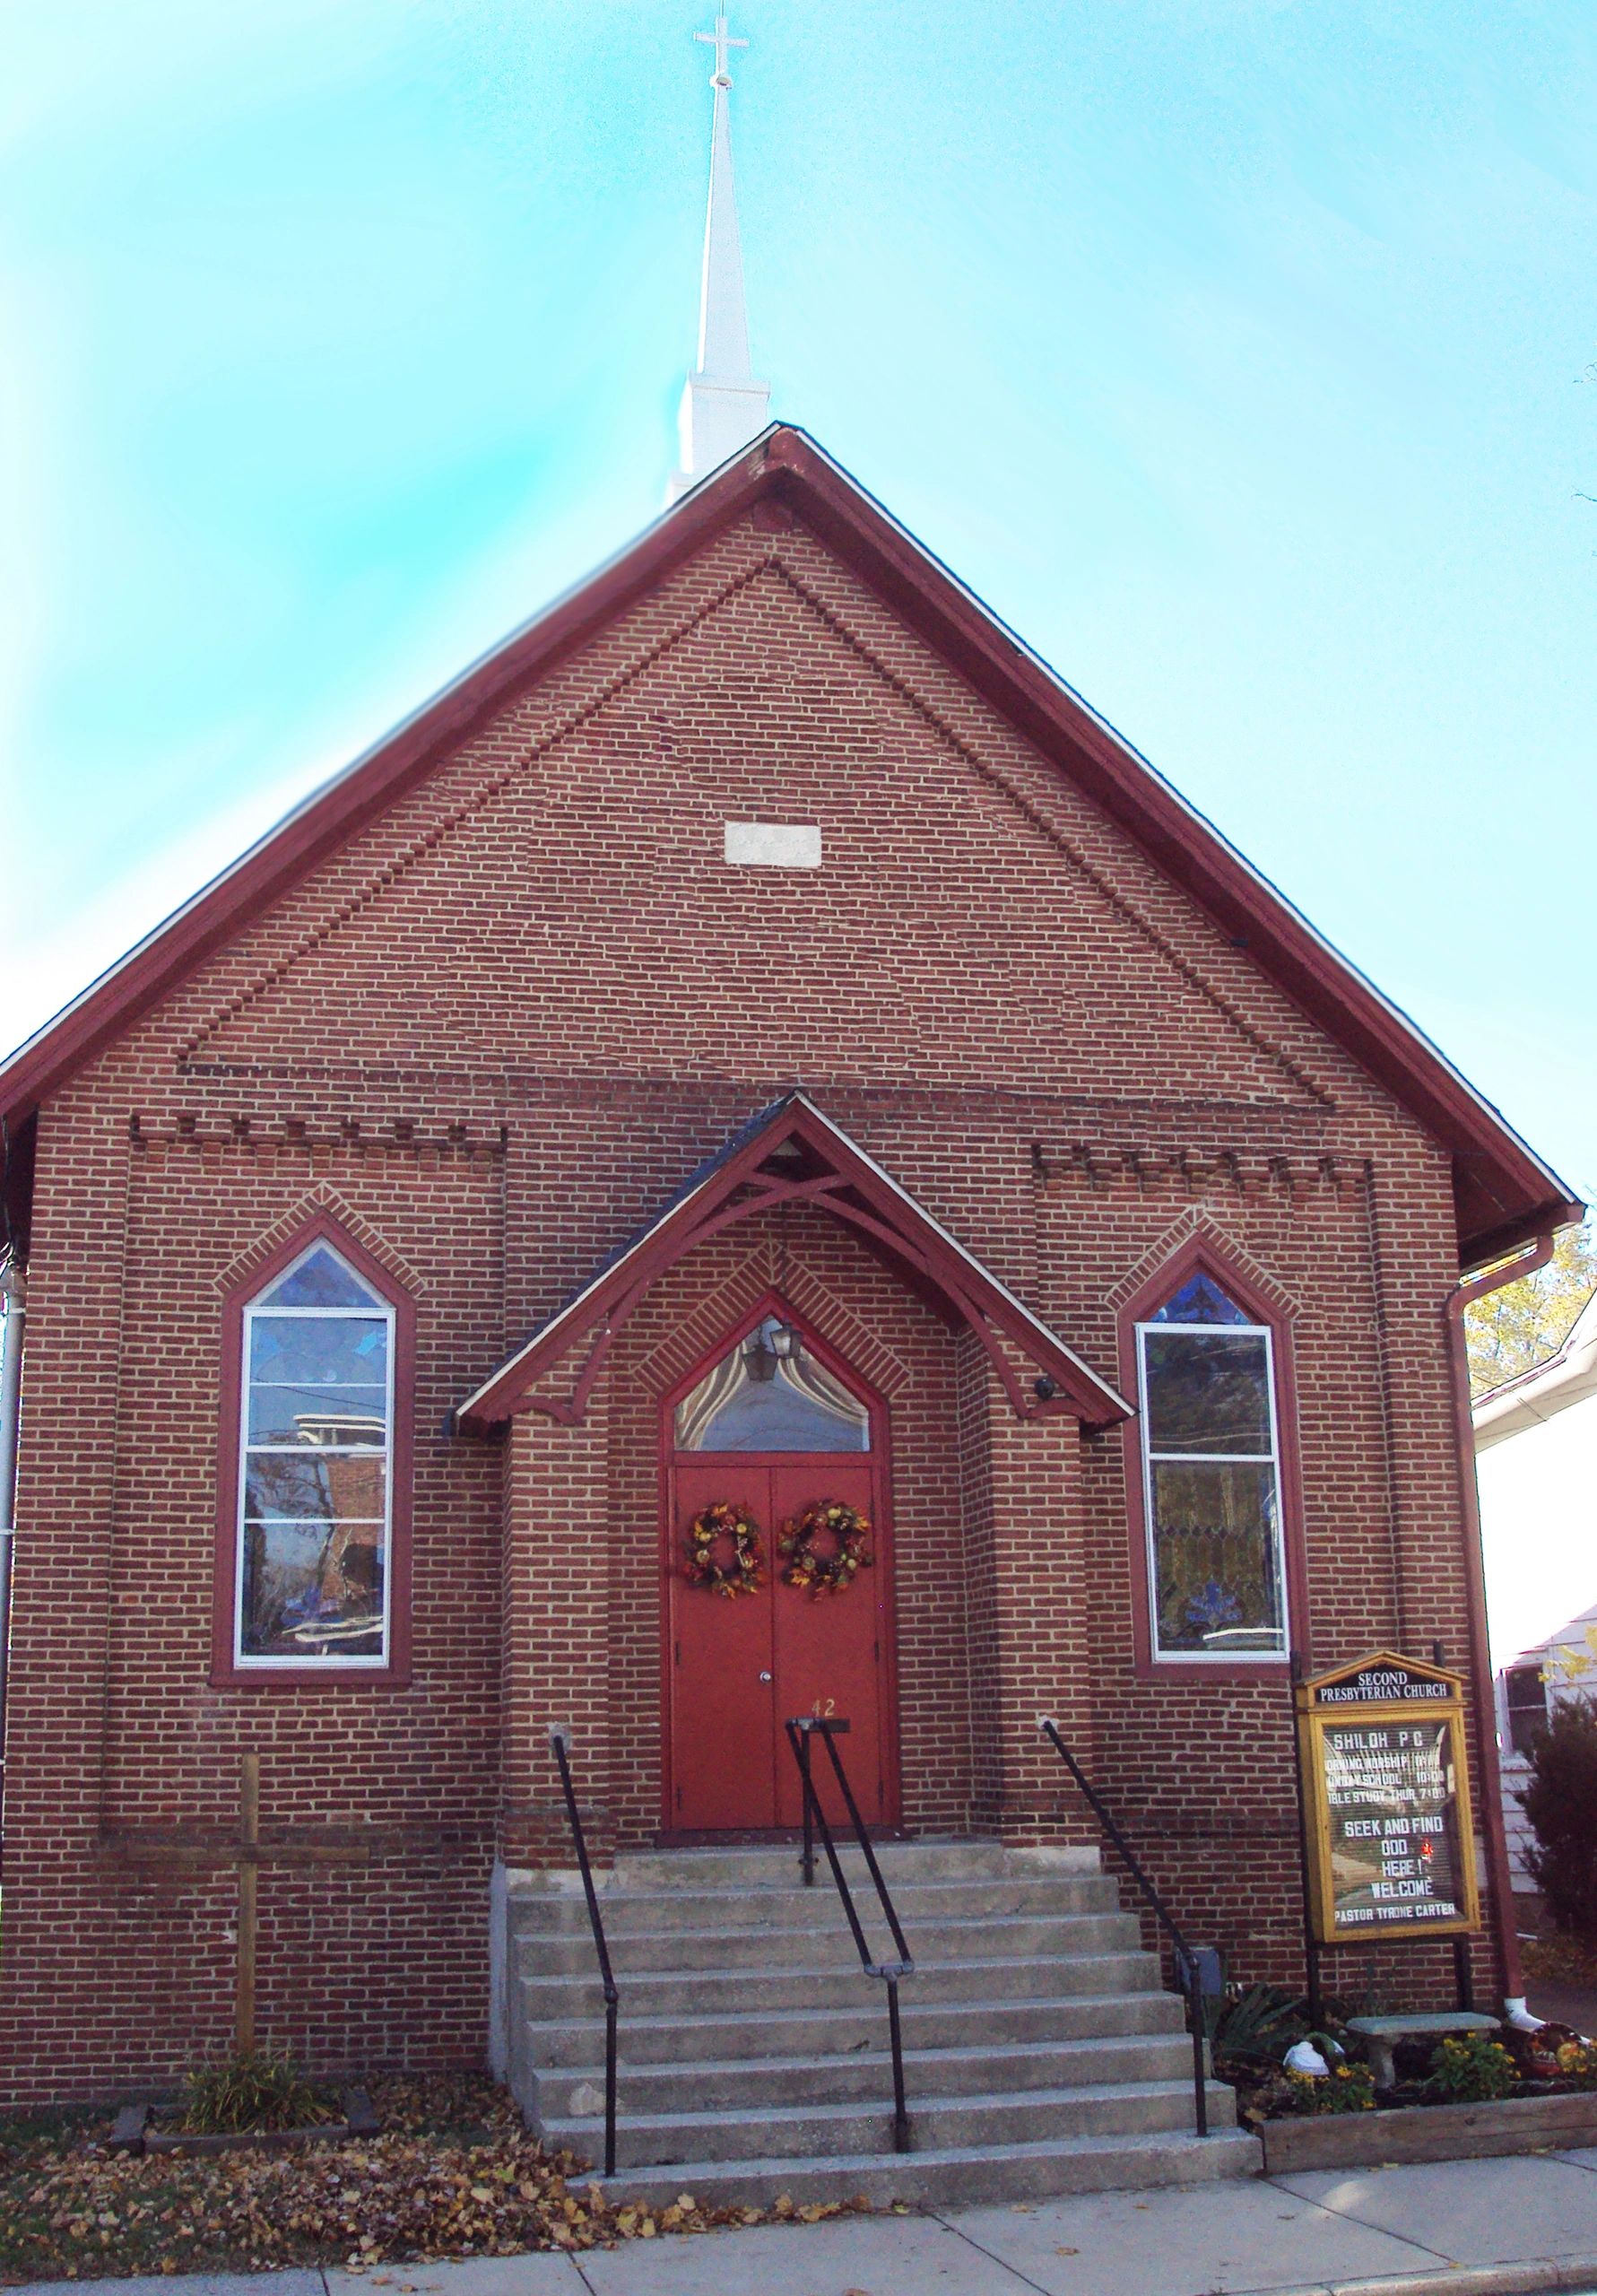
top-left (111, 1753), bottom-right (369, 2054)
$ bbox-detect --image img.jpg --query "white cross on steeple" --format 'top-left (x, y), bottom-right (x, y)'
top-left (669, 11), bottom-right (770, 499)
top-left (694, 12), bottom-right (747, 89)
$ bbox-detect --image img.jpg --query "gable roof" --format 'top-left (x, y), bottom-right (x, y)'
top-left (455, 1091), bottom-right (1132, 1433)
top-left (0, 423), bottom-right (1579, 1269)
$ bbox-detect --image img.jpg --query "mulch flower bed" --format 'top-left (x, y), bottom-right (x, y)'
top-left (1220, 2020), bottom-right (1597, 2129)
top-left (0, 2073), bottom-right (875, 2284)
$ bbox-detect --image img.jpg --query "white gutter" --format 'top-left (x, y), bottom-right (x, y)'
top-left (1474, 1313), bottom-right (1597, 1450)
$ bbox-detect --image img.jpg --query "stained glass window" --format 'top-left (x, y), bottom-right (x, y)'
top-left (674, 1317), bottom-right (871, 1451)
top-left (1149, 1272), bottom-right (1249, 1326)
top-left (1136, 1273), bottom-right (1287, 1660)
top-left (236, 1240), bottom-right (393, 1665)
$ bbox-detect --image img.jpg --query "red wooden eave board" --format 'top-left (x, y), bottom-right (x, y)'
top-left (0, 424), bottom-right (1579, 1269)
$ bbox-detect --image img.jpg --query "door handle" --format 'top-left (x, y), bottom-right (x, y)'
top-left (759, 1670), bottom-right (773, 1683)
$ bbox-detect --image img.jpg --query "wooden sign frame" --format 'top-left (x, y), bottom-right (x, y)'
top-left (1296, 1650), bottom-right (1480, 1946)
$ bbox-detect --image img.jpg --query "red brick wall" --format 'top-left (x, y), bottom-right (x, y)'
top-left (0, 506), bottom-right (1498, 2103)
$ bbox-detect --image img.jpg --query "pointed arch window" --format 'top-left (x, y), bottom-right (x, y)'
top-left (673, 1314), bottom-right (872, 1452)
top-left (230, 1239), bottom-right (398, 1670)
top-left (1134, 1269), bottom-right (1289, 1663)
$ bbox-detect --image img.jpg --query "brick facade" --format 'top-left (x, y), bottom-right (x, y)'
top-left (0, 456), bottom-right (1542, 2104)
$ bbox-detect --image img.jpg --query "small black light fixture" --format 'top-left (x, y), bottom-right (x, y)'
top-left (1033, 1373), bottom-right (1058, 1401)
top-left (742, 1315), bottom-right (803, 1383)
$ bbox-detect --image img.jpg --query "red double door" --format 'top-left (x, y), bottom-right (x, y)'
top-left (666, 1455), bottom-right (892, 1832)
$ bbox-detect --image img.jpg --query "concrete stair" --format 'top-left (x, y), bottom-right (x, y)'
top-left (506, 1839), bottom-right (1256, 2208)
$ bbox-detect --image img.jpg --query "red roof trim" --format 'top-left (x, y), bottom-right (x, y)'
top-left (456, 1094), bottom-right (1131, 1432)
top-left (1, 425), bottom-right (1578, 1266)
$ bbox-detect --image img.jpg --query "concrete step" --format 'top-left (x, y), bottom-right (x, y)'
top-left (610, 1840), bottom-right (1073, 1890)
top-left (542, 2075), bottom-right (1237, 2169)
top-left (589, 2126), bottom-right (1258, 2213)
top-left (516, 1909), bottom-right (1141, 1978)
top-left (505, 1837), bottom-right (1238, 2206)
top-left (519, 1986), bottom-right (1187, 2067)
top-left (508, 1871), bottom-right (1122, 1932)
top-left (516, 1950), bottom-right (1164, 2022)
top-left (536, 2031), bottom-right (1198, 2118)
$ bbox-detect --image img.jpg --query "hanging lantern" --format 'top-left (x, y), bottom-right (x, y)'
top-left (741, 1315), bottom-right (803, 1381)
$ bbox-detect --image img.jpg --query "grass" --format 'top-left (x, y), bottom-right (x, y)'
top-left (167, 2051), bottom-right (341, 2136)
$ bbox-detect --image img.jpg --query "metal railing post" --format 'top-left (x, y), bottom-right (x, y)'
top-left (886, 1977), bottom-right (909, 2153)
top-left (1185, 1960), bottom-right (1209, 2138)
top-left (549, 1728), bottom-right (619, 2179)
top-left (785, 1716), bottom-right (915, 2153)
top-left (1039, 1715), bottom-right (1211, 2139)
top-left (799, 1728), bottom-right (815, 1887)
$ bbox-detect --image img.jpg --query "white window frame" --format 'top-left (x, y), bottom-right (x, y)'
top-left (1134, 1309), bottom-right (1289, 1666)
top-left (234, 1240), bottom-right (395, 1672)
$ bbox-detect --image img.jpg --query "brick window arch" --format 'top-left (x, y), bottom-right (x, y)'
top-left (212, 1217), bottom-right (414, 1686)
top-left (1119, 1238), bottom-right (1306, 1677)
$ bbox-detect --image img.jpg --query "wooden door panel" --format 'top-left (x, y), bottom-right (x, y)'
top-left (771, 1463), bottom-right (884, 1830)
top-left (668, 1465), bottom-right (776, 1830)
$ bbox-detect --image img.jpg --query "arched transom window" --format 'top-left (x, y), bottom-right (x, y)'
top-left (674, 1314), bottom-right (871, 1452)
top-left (235, 1239), bottom-right (395, 1666)
top-left (1135, 1270), bottom-right (1288, 1661)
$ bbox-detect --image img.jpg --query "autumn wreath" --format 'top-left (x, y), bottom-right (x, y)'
top-left (683, 1500), bottom-right (765, 1598)
top-left (779, 1498), bottom-right (872, 1596)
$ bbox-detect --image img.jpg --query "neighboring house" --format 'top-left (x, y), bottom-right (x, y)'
top-left (1475, 1290), bottom-right (1597, 1887)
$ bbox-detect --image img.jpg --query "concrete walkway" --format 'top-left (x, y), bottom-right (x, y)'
top-left (13, 2153), bottom-right (1597, 2296)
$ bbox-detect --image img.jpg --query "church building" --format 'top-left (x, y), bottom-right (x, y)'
top-left (0, 16), bottom-right (1581, 2198)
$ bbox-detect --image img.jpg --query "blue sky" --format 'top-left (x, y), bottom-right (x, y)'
top-left (4, 1), bottom-right (1593, 1199)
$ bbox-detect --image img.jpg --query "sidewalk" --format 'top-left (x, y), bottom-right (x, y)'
top-left (11, 2152), bottom-right (1597, 2296)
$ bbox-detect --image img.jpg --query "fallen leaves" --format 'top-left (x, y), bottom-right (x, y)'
top-left (0, 2075), bottom-right (874, 2283)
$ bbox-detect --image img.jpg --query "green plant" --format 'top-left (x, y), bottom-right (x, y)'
top-left (1285, 2061), bottom-right (1376, 2114)
top-left (176, 2050), bottom-right (339, 2135)
top-left (1522, 1931), bottom-right (1597, 1987)
top-left (1557, 2039), bottom-right (1597, 2090)
top-left (1520, 1697), bottom-right (1597, 1941)
top-left (1428, 2032), bottom-right (1519, 2103)
top-left (1206, 1983), bottom-right (1309, 2067)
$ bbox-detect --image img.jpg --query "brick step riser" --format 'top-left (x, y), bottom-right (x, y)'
top-left (516, 1951), bottom-right (1163, 2021)
top-left (592, 2128), bottom-right (1257, 2213)
top-left (542, 2079), bottom-right (1234, 2168)
top-left (515, 1911), bottom-right (1140, 1978)
top-left (534, 2034), bottom-right (1198, 2118)
top-left (519, 1988), bottom-right (1187, 2066)
top-left (508, 1874), bottom-right (1120, 1933)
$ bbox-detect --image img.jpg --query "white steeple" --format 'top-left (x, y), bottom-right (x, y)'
top-left (669, 13), bottom-right (769, 500)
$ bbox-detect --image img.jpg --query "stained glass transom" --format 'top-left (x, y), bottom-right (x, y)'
top-left (1149, 1272), bottom-right (1248, 1326)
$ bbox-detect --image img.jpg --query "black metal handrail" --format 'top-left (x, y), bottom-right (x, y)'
top-left (1038, 1716), bottom-right (1210, 2137)
top-left (784, 1716), bottom-right (914, 2152)
top-left (548, 1727), bottom-right (619, 2178)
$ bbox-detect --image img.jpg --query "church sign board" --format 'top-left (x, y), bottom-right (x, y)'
top-left (1296, 1651), bottom-right (1479, 1945)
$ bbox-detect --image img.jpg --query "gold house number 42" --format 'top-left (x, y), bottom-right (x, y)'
top-left (812, 1697), bottom-right (836, 1718)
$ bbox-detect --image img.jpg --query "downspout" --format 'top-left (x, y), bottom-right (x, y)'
top-left (1442, 1233), bottom-right (1552, 2018)
top-left (0, 1254), bottom-right (24, 1845)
